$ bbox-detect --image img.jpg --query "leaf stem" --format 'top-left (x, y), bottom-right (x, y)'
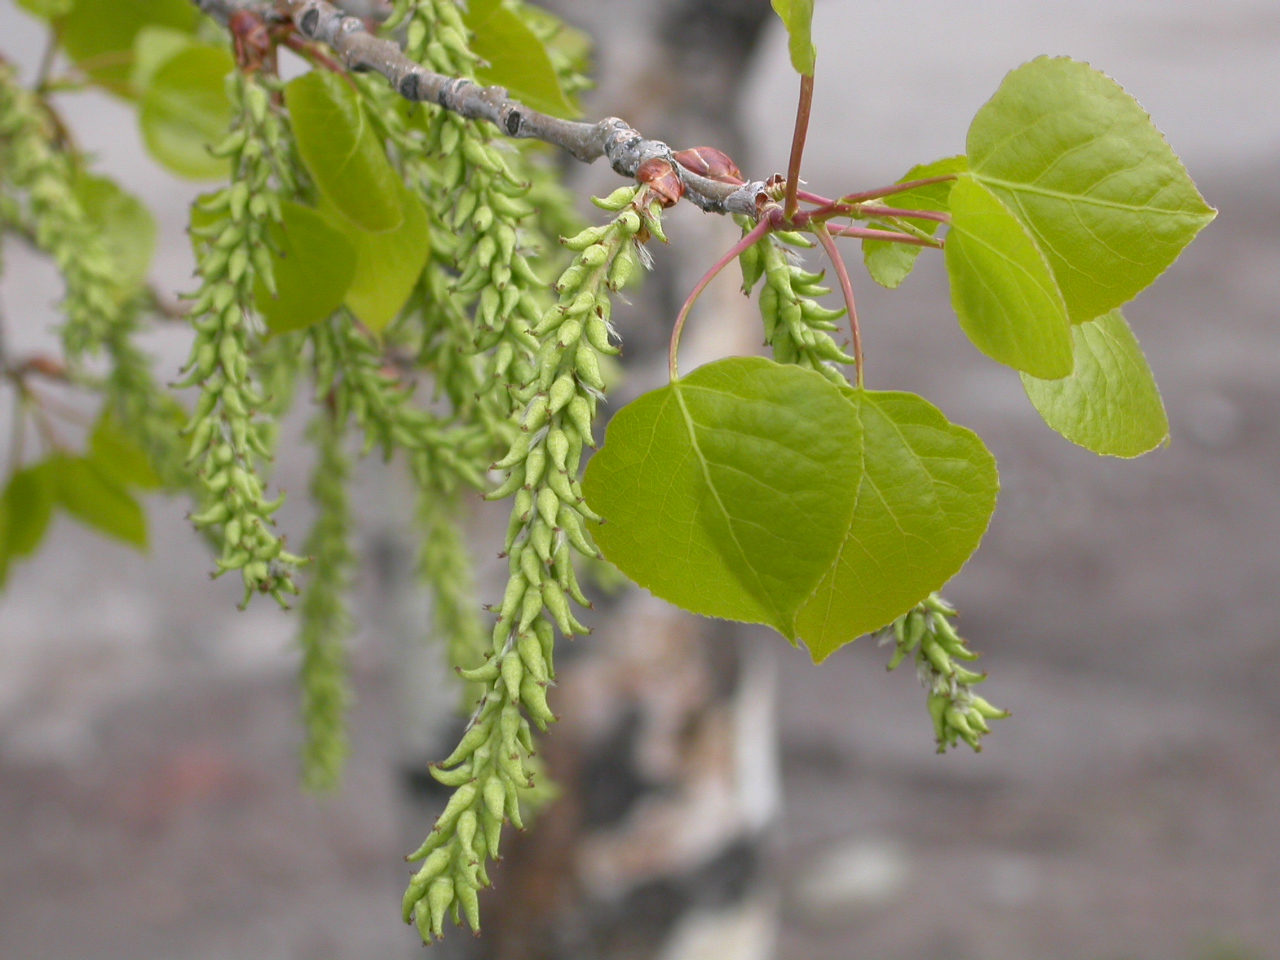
top-left (669, 218), bottom-right (772, 381)
top-left (813, 223), bottom-right (864, 389)
top-left (783, 72), bottom-right (815, 222)
top-left (830, 224), bottom-right (942, 248)
top-left (34, 26), bottom-right (59, 95)
top-left (858, 204), bottom-right (950, 224)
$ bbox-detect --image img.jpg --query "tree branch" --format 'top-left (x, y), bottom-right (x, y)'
top-left (192, 0), bottom-right (768, 217)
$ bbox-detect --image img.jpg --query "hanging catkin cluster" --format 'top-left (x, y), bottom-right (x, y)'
top-left (1, 67), bottom-right (188, 492)
top-left (180, 71), bottom-right (306, 608)
top-left (742, 227), bottom-right (858, 384)
top-left (297, 412), bottom-right (354, 790)
top-left (881, 594), bottom-right (1010, 751)
top-left (0, 65), bottom-right (121, 357)
top-left (401, 194), bottom-right (652, 940)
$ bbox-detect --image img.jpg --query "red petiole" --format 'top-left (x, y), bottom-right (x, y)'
top-left (669, 217), bottom-right (774, 381)
top-left (812, 222), bottom-right (864, 388)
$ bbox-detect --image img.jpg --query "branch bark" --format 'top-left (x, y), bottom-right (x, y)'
top-left (193, 0), bottom-right (769, 217)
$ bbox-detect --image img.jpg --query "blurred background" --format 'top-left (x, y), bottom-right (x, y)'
top-left (2, 1), bottom-right (1279, 958)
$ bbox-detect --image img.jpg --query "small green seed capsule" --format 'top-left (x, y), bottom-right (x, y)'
top-left (575, 342), bottom-right (605, 390)
top-left (547, 429), bottom-right (570, 472)
top-left (523, 446), bottom-right (547, 488)
top-left (548, 375), bottom-right (576, 415)
top-left (517, 632), bottom-right (548, 683)
top-left (537, 486), bottom-right (560, 528)
top-left (585, 313), bottom-right (620, 355)
top-left (501, 653), bottom-right (524, 701)
top-left (566, 396), bottom-right (594, 445)
top-left (580, 243), bottom-right (608, 268)
top-left (541, 580), bottom-right (576, 636)
top-left (558, 504), bottom-right (599, 557)
top-left (518, 586), bottom-right (543, 631)
top-left (591, 185), bottom-right (639, 211)
top-left (482, 775), bottom-right (506, 821)
top-left (427, 877), bottom-right (455, 940)
top-left (606, 246), bottom-right (635, 289)
top-left (520, 675), bottom-right (556, 729)
top-left (528, 520), bottom-right (553, 565)
top-left (519, 546), bottom-right (543, 587)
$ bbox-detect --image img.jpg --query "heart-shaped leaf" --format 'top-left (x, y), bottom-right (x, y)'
top-left (253, 201), bottom-right (357, 336)
top-left (286, 71), bottom-right (404, 233)
top-left (583, 357), bottom-right (861, 639)
top-left (945, 175), bottom-right (1073, 378)
top-left (317, 182), bottom-right (430, 333)
top-left (1021, 309), bottom-right (1168, 457)
top-left (138, 43), bottom-right (234, 180)
top-left (969, 57), bottom-right (1216, 324)
top-left (795, 389), bottom-right (999, 662)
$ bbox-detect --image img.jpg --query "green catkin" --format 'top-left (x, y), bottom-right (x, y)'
top-left (311, 313), bottom-right (488, 492)
top-left (0, 65), bottom-right (121, 356)
top-left (1, 70), bottom-right (192, 494)
top-left (297, 413), bottom-right (355, 791)
top-left (747, 223), bottom-right (857, 385)
top-left (400, 192), bottom-right (652, 941)
top-left (879, 593), bottom-right (1010, 752)
top-left (180, 70), bottom-right (305, 608)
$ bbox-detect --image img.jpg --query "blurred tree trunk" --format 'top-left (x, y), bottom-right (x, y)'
top-left (394, 3), bottom-right (781, 957)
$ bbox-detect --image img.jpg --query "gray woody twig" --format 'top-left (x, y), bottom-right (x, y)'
top-left (193, 0), bottom-right (767, 217)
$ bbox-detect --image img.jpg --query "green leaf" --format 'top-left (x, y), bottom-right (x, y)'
top-left (138, 44), bottom-right (234, 180)
top-left (945, 175), bottom-right (1073, 379)
top-left (795, 389), bottom-right (999, 662)
top-left (1021, 309), bottom-right (1168, 457)
top-left (2, 463), bottom-right (55, 559)
top-left (130, 25), bottom-right (195, 93)
top-left (318, 182), bottom-right (430, 333)
top-left (285, 71), bottom-right (404, 233)
top-left (59, 0), bottom-right (199, 96)
top-left (968, 57), bottom-right (1216, 324)
top-left (518, 5), bottom-right (593, 80)
top-left (16, 0), bottom-right (74, 20)
top-left (463, 0), bottom-right (502, 24)
top-left (771, 0), bottom-right (816, 75)
top-left (583, 357), bottom-right (862, 640)
top-left (49, 455), bottom-right (147, 548)
top-left (73, 173), bottom-right (156, 300)
top-left (863, 155), bottom-right (965, 289)
top-left (468, 7), bottom-right (579, 118)
top-left (90, 412), bottom-right (163, 490)
top-left (252, 201), bottom-right (358, 336)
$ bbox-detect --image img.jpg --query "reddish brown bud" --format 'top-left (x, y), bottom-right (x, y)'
top-left (672, 146), bottom-right (744, 185)
top-left (635, 158), bottom-right (685, 208)
top-left (229, 10), bottom-right (272, 69)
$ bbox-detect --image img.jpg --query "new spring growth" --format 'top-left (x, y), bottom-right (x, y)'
top-left (179, 71), bottom-right (306, 608)
top-left (0, 67), bottom-right (123, 357)
top-left (401, 194), bottom-right (651, 941)
top-left (880, 593), bottom-right (1010, 753)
